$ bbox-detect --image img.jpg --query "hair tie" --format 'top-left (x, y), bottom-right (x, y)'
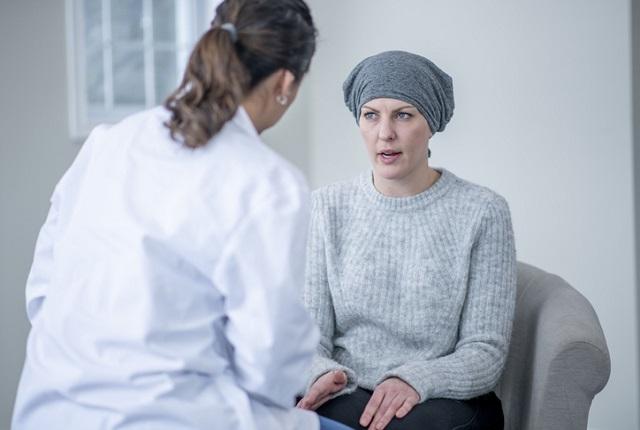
top-left (219, 22), bottom-right (238, 43)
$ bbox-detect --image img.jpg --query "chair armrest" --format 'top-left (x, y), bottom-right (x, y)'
top-left (531, 279), bottom-right (611, 429)
top-left (498, 263), bottom-right (611, 430)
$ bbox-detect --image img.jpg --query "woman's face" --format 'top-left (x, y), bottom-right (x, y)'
top-left (359, 98), bottom-right (432, 183)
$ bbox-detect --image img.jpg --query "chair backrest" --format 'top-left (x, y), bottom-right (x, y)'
top-left (496, 262), bottom-right (611, 430)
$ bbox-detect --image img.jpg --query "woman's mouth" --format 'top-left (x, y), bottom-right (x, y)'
top-left (378, 151), bottom-right (402, 164)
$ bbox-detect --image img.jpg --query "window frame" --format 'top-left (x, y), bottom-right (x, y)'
top-left (65, 0), bottom-right (218, 140)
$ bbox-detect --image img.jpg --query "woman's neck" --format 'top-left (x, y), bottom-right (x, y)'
top-left (373, 165), bottom-right (440, 197)
top-left (242, 100), bottom-right (268, 134)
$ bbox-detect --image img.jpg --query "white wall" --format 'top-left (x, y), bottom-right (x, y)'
top-left (633, 0), bottom-right (640, 420)
top-left (262, 82), bottom-right (311, 174)
top-left (305, 0), bottom-right (638, 428)
top-left (0, 1), bottom-right (79, 428)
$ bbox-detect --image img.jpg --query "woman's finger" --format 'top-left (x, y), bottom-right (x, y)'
top-left (369, 392), bottom-right (400, 430)
top-left (332, 370), bottom-right (347, 387)
top-left (296, 395), bottom-right (314, 410)
top-left (309, 393), bottom-right (333, 411)
top-left (299, 371), bottom-right (345, 410)
top-left (307, 377), bottom-right (332, 402)
top-left (395, 396), bottom-right (418, 419)
top-left (359, 389), bottom-right (385, 427)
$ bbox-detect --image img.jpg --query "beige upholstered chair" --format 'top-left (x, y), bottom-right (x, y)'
top-left (496, 262), bottom-right (611, 430)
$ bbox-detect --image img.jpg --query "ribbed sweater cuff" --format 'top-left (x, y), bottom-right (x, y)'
top-left (307, 356), bottom-right (358, 399)
top-left (378, 362), bottom-right (443, 402)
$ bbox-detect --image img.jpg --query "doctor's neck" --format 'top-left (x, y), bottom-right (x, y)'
top-left (242, 69), bottom-right (298, 134)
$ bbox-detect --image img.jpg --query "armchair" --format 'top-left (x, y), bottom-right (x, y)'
top-left (496, 262), bottom-right (611, 430)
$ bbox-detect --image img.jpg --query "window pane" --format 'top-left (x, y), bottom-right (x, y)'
top-left (84, 0), bottom-right (104, 105)
top-left (154, 49), bottom-right (178, 103)
top-left (86, 49), bottom-right (105, 105)
top-left (153, 0), bottom-right (176, 43)
top-left (112, 0), bottom-right (143, 43)
top-left (84, 0), bottom-right (102, 47)
top-left (113, 47), bottom-right (145, 105)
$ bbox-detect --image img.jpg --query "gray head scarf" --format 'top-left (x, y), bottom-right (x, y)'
top-left (343, 50), bottom-right (454, 133)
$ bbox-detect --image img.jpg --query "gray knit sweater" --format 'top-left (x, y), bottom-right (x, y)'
top-left (303, 168), bottom-right (517, 402)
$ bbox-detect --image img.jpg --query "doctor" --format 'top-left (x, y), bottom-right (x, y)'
top-left (12, 1), bottom-right (348, 429)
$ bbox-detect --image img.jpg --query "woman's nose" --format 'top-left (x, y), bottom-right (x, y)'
top-left (378, 119), bottom-right (396, 141)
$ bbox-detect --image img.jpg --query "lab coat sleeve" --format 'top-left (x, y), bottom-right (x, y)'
top-left (212, 182), bottom-right (320, 408)
top-left (25, 190), bottom-right (61, 322)
top-left (25, 126), bottom-right (104, 323)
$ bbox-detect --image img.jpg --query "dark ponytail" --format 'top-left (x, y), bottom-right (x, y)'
top-left (164, 0), bottom-right (317, 148)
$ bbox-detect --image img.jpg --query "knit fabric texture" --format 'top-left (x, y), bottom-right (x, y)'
top-left (342, 50), bottom-right (454, 133)
top-left (303, 168), bottom-right (517, 403)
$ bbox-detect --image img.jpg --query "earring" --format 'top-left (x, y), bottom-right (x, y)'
top-left (428, 148), bottom-right (432, 158)
top-left (276, 94), bottom-right (289, 106)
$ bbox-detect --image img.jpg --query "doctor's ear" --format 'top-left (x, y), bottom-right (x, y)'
top-left (274, 69), bottom-right (299, 106)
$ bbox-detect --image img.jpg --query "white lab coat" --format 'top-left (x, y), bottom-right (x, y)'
top-left (12, 106), bottom-right (320, 430)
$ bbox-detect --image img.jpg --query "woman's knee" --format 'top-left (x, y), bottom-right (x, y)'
top-left (387, 394), bottom-right (502, 430)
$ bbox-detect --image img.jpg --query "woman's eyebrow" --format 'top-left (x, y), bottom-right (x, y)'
top-left (361, 105), bottom-right (417, 113)
top-left (393, 105), bottom-right (417, 112)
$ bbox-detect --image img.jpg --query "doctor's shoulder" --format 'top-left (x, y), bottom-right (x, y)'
top-left (211, 127), bottom-right (311, 208)
top-left (52, 121), bottom-right (116, 195)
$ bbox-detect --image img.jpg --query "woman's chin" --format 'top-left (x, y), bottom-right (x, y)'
top-left (373, 164), bottom-right (407, 181)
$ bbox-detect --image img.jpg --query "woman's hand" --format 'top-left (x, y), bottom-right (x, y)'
top-left (296, 370), bottom-right (348, 411)
top-left (359, 378), bottom-right (419, 430)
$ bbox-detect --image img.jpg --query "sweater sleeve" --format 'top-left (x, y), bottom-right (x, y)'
top-left (379, 195), bottom-right (517, 402)
top-left (303, 194), bottom-right (358, 397)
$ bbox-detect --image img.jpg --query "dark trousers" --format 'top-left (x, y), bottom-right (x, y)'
top-left (316, 388), bottom-right (504, 430)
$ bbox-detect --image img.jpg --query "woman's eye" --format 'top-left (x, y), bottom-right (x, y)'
top-left (396, 112), bottom-right (412, 120)
top-left (362, 112), bottom-right (377, 120)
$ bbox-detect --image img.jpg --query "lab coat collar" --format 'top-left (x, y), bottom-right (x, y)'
top-left (232, 106), bottom-right (260, 140)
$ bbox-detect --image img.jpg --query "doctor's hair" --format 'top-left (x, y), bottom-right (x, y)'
top-left (164, 0), bottom-right (317, 148)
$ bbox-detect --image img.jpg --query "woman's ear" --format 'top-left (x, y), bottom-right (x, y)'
top-left (276, 69), bottom-right (299, 101)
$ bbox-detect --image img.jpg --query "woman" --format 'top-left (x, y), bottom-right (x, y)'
top-left (297, 51), bottom-right (517, 430)
top-left (12, 1), bottom-right (349, 429)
